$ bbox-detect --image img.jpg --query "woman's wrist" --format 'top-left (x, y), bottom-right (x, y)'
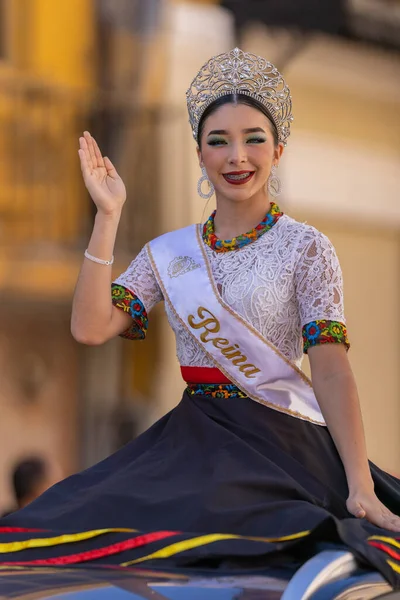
top-left (346, 470), bottom-right (374, 495)
top-left (95, 208), bottom-right (122, 222)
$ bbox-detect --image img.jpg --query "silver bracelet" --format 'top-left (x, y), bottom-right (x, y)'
top-left (84, 249), bottom-right (114, 266)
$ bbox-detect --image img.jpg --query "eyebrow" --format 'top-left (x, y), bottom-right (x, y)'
top-left (207, 127), bottom-right (266, 136)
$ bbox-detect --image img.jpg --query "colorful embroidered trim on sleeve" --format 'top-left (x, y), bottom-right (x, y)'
top-left (111, 284), bottom-right (148, 340)
top-left (302, 320), bottom-right (350, 354)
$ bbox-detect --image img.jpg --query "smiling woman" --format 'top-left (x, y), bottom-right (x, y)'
top-left (195, 100), bottom-right (284, 238)
top-left (0, 48), bottom-right (399, 590)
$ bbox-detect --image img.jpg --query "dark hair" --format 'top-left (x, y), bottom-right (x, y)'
top-left (197, 93), bottom-right (279, 148)
top-left (12, 458), bottom-right (46, 503)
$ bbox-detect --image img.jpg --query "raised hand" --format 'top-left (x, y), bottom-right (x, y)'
top-left (78, 131), bottom-right (126, 215)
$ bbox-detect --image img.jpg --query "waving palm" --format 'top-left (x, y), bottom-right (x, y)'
top-left (78, 131), bottom-right (126, 214)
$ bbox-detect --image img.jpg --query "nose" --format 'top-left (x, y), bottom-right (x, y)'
top-left (228, 141), bottom-right (247, 166)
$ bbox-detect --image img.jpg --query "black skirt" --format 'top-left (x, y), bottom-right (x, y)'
top-left (1, 391), bottom-right (399, 586)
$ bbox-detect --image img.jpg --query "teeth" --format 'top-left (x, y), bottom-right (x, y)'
top-left (225, 172), bottom-right (252, 180)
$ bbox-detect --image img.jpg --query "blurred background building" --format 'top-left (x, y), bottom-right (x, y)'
top-left (0, 0), bottom-right (399, 510)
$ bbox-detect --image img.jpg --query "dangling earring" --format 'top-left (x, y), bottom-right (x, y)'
top-left (197, 167), bottom-right (215, 200)
top-left (267, 164), bottom-right (282, 198)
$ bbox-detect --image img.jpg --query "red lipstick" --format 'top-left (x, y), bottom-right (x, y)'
top-left (222, 171), bottom-right (255, 185)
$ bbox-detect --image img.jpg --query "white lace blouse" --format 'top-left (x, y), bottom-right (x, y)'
top-left (112, 214), bottom-right (347, 368)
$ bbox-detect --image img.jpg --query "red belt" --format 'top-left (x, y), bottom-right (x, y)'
top-left (181, 366), bottom-right (231, 384)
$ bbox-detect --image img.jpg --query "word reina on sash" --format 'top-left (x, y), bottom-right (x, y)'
top-left (188, 307), bottom-right (261, 379)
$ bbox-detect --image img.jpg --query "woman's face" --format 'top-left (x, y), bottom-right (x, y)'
top-left (197, 103), bottom-right (284, 205)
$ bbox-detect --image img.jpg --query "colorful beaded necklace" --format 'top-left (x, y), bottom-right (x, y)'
top-left (202, 202), bottom-right (283, 252)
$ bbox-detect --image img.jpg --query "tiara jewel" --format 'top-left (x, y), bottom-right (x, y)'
top-left (186, 47), bottom-right (293, 146)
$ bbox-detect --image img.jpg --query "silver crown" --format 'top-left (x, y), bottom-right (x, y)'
top-left (186, 47), bottom-right (293, 146)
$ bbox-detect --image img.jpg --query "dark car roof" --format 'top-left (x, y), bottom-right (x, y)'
top-left (0, 565), bottom-right (288, 599)
top-left (0, 550), bottom-right (395, 599)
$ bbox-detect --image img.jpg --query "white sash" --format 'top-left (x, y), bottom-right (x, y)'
top-left (147, 225), bottom-right (325, 426)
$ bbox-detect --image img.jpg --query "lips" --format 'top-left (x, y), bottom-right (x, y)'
top-left (223, 171), bottom-right (255, 185)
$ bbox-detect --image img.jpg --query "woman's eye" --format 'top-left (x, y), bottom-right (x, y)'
top-left (246, 137), bottom-right (266, 144)
top-left (207, 138), bottom-right (227, 146)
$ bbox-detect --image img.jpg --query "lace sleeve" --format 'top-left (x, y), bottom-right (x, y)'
top-left (294, 228), bottom-right (350, 353)
top-left (113, 246), bottom-right (163, 314)
top-left (110, 246), bottom-right (163, 340)
top-left (295, 228), bottom-right (346, 326)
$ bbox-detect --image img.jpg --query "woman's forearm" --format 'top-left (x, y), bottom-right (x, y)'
top-left (312, 361), bottom-right (373, 494)
top-left (71, 209), bottom-right (122, 344)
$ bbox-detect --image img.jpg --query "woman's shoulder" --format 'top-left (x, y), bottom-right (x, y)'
top-left (279, 213), bottom-right (333, 250)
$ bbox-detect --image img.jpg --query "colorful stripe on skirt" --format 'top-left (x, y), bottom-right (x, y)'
top-left (0, 525), bottom-right (399, 586)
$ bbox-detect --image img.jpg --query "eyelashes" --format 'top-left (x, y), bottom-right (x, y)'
top-left (207, 137), bottom-right (226, 146)
top-left (246, 136), bottom-right (267, 144)
top-left (207, 136), bottom-right (267, 147)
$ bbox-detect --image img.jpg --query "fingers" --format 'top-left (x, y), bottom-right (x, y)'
top-left (92, 136), bottom-right (105, 168)
top-left (80, 131), bottom-right (106, 170)
top-left (84, 131), bottom-right (98, 168)
top-left (104, 156), bottom-right (119, 179)
top-left (376, 517), bottom-right (400, 532)
top-left (348, 494), bottom-right (400, 533)
top-left (78, 147), bottom-right (92, 181)
top-left (354, 506), bottom-right (366, 519)
top-left (384, 522), bottom-right (400, 532)
top-left (347, 498), bottom-right (366, 519)
top-left (364, 508), bottom-right (400, 532)
top-left (79, 135), bottom-right (93, 171)
top-left (78, 132), bottom-right (118, 185)
top-left (381, 511), bottom-right (400, 532)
